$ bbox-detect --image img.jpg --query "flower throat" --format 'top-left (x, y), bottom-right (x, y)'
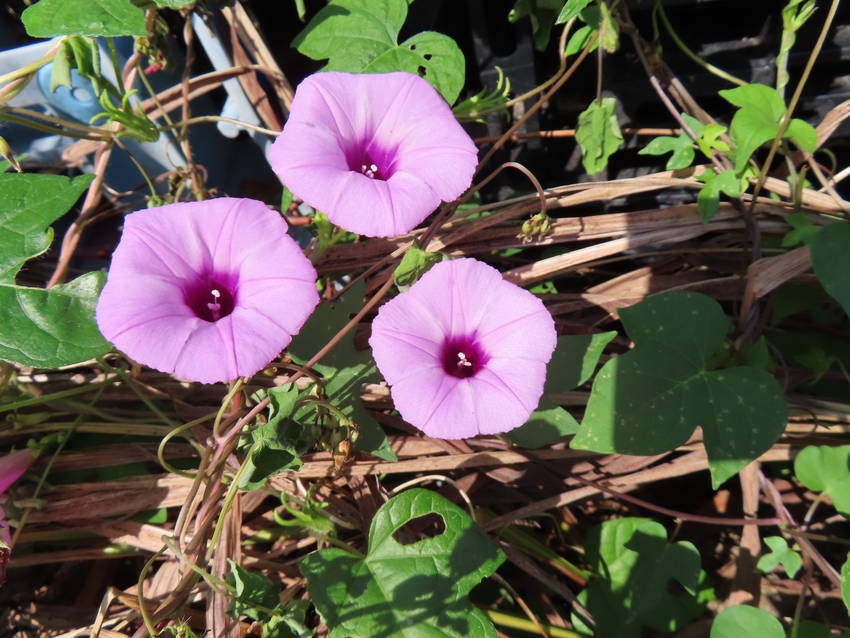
top-left (440, 336), bottom-right (488, 379)
top-left (345, 140), bottom-right (396, 181)
top-left (184, 276), bottom-right (236, 322)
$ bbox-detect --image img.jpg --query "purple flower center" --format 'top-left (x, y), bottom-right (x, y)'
top-left (440, 335), bottom-right (488, 379)
top-left (344, 139), bottom-right (397, 180)
top-left (183, 274), bottom-right (237, 322)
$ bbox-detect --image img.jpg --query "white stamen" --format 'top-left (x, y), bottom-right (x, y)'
top-left (207, 288), bottom-right (222, 321)
top-left (456, 351), bottom-right (473, 368)
top-left (361, 163), bottom-right (379, 179)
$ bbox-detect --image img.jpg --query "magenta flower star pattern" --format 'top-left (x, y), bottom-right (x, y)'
top-left (269, 71), bottom-right (479, 238)
top-left (369, 258), bottom-right (557, 438)
top-left (96, 198), bottom-right (319, 384)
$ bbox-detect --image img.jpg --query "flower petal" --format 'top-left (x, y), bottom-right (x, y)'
top-left (370, 258), bottom-right (557, 438)
top-left (97, 198), bottom-right (319, 384)
top-left (269, 71), bottom-right (478, 238)
top-left (389, 367), bottom-right (468, 438)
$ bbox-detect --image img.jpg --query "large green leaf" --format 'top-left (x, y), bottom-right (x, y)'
top-left (575, 98), bottom-right (623, 175)
top-left (0, 173), bottom-right (109, 368)
top-left (811, 222), bottom-right (850, 318)
top-left (719, 83), bottom-right (817, 173)
top-left (0, 273), bottom-right (109, 368)
top-left (710, 605), bottom-right (784, 638)
top-left (0, 173), bottom-right (93, 281)
top-left (22, 0), bottom-right (147, 37)
top-left (572, 292), bottom-right (787, 488)
top-left (293, 0), bottom-right (465, 104)
top-left (571, 517), bottom-right (705, 638)
top-left (300, 488), bottom-right (504, 638)
top-left (794, 445), bottom-right (850, 516)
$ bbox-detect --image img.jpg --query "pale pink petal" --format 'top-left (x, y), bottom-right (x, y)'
top-left (322, 171), bottom-right (440, 237)
top-left (370, 258), bottom-right (557, 438)
top-left (96, 198), bottom-right (319, 384)
top-left (401, 259), bottom-right (503, 334)
top-left (390, 368), bottom-right (467, 438)
top-left (269, 71), bottom-right (478, 238)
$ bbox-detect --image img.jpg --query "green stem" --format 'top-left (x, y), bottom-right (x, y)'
top-left (158, 115), bottom-right (280, 137)
top-left (497, 524), bottom-right (592, 583)
top-left (162, 537), bottom-right (233, 597)
top-left (102, 360), bottom-right (177, 427)
top-left (137, 546), bottom-right (166, 638)
top-left (157, 412), bottom-right (214, 478)
top-left (747, 0), bottom-right (840, 213)
top-left (1, 379), bottom-right (115, 413)
top-left (654, 1), bottom-right (747, 86)
top-left (212, 379), bottom-right (244, 439)
top-left (2, 106), bottom-right (107, 136)
top-left (0, 112), bottom-right (103, 140)
top-left (469, 20), bottom-right (575, 120)
top-left (204, 451), bottom-right (253, 563)
top-left (0, 54), bottom-right (54, 86)
top-left (112, 137), bottom-right (158, 197)
top-left (0, 422), bottom-right (175, 438)
top-left (11, 382), bottom-right (109, 547)
top-left (485, 609), bottom-right (589, 638)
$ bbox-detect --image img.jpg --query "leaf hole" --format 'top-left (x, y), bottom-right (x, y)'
top-left (423, 53), bottom-right (433, 60)
top-left (392, 513), bottom-right (445, 545)
top-left (417, 66), bottom-right (427, 77)
top-left (409, 44), bottom-right (417, 50)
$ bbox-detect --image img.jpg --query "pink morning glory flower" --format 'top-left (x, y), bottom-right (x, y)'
top-left (369, 258), bottom-right (557, 438)
top-left (268, 71), bottom-right (479, 238)
top-left (96, 198), bottom-right (319, 384)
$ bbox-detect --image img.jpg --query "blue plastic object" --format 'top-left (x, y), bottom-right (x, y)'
top-left (36, 63), bottom-right (103, 124)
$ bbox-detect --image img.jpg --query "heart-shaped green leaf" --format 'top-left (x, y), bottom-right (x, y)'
top-left (794, 445), bottom-right (850, 516)
top-left (301, 488), bottom-right (504, 638)
top-left (22, 0), bottom-right (147, 37)
top-left (0, 173), bottom-right (110, 368)
top-left (293, 0), bottom-right (465, 104)
top-left (572, 291), bottom-right (787, 488)
top-left (572, 517), bottom-right (706, 638)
